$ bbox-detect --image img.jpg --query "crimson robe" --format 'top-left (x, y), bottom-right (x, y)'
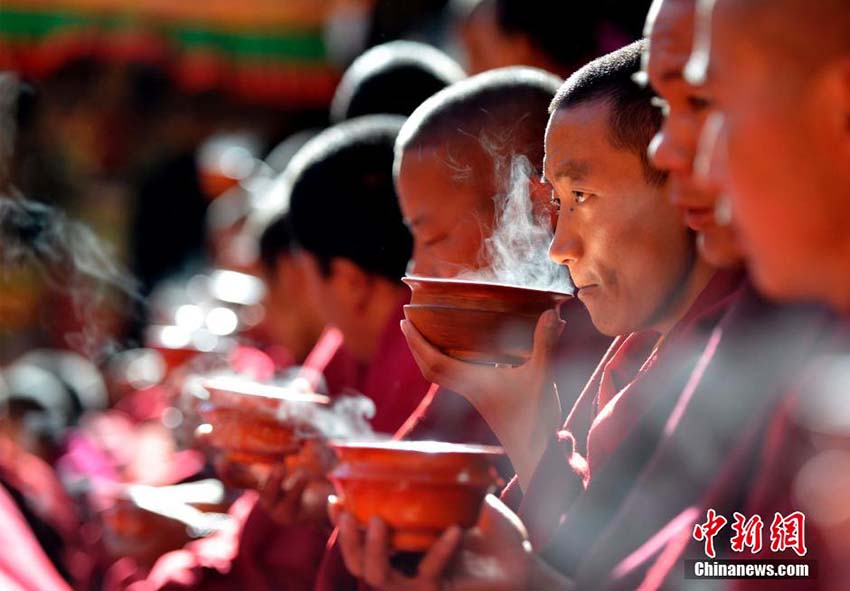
top-left (0, 482), bottom-right (72, 591)
top-left (531, 281), bottom-right (836, 590)
top-left (300, 327), bottom-right (360, 397)
top-left (603, 310), bottom-right (846, 591)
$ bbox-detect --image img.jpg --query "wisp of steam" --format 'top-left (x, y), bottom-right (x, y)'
top-left (0, 192), bottom-right (143, 358)
top-left (456, 155), bottom-right (573, 294)
top-left (1, 73), bottom-right (143, 359)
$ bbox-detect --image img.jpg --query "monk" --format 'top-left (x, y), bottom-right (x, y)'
top-left (512, 3), bottom-right (836, 587)
top-left (679, 0), bottom-right (850, 586)
top-left (256, 212), bottom-right (359, 394)
top-left (330, 40), bottom-right (465, 123)
top-left (284, 115), bottom-right (432, 435)
top-left (392, 65), bottom-right (609, 444)
top-left (336, 41), bottom-right (751, 590)
top-left (315, 66), bottom-right (611, 591)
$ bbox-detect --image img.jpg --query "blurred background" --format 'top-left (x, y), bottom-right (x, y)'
top-left (0, 0), bottom-right (652, 363)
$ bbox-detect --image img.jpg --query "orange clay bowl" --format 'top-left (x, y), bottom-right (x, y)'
top-left (197, 406), bottom-right (308, 455)
top-left (196, 378), bottom-right (331, 488)
top-left (402, 277), bottom-right (572, 365)
top-left (200, 375), bottom-right (330, 415)
top-left (329, 440), bottom-right (504, 552)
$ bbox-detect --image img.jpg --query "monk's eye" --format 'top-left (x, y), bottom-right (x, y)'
top-left (573, 191), bottom-right (591, 205)
top-left (651, 96), bottom-right (671, 117)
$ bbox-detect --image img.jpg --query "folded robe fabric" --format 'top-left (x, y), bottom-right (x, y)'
top-left (0, 482), bottom-right (72, 591)
top-left (531, 280), bottom-right (836, 590)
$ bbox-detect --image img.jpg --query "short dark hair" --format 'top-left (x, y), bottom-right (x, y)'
top-left (470, 0), bottom-right (606, 75)
top-left (258, 212), bottom-right (294, 272)
top-left (287, 115), bottom-right (412, 281)
top-left (396, 66), bottom-right (562, 177)
top-left (549, 40), bottom-right (666, 186)
top-left (330, 41), bottom-right (465, 123)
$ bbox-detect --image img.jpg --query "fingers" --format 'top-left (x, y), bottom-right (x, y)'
top-left (338, 512), bottom-right (366, 578)
top-left (270, 469), bottom-right (309, 524)
top-left (417, 525), bottom-right (463, 579)
top-left (401, 320), bottom-right (466, 391)
top-left (258, 464), bottom-right (286, 510)
top-left (363, 517), bottom-right (391, 587)
top-left (529, 309), bottom-right (566, 370)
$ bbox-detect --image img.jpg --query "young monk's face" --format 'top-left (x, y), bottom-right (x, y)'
top-left (261, 254), bottom-right (319, 359)
top-left (545, 102), bottom-right (694, 336)
top-left (697, 0), bottom-right (850, 305)
top-left (643, 0), bottom-right (741, 268)
top-left (396, 142), bottom-right (496, 278)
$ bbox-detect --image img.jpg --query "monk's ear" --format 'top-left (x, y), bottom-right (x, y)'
top-left (328, 258), bottom-right (373, 310)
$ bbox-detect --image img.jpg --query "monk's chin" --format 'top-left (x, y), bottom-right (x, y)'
top-left (586, 308), bottom-right (626, 338)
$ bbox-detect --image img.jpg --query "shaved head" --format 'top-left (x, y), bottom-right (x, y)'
top-left (710, 0), bottom-right (850, 71)
top-left (696, 0), bottom-right (850, 309)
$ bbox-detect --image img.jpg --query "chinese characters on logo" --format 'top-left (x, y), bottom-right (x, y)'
top-left (693, 510), bottom-right (807, 558)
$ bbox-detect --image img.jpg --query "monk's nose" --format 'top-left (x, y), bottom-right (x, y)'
top-left (694, 112), bottom-right (727, 197)
top-left (648, 124), bottom-right (691, 176)
top-left (549, 218), bottom-right (582, 267)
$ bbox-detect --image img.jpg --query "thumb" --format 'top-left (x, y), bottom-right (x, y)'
top-left (529, 309), bottom-right (565, 368)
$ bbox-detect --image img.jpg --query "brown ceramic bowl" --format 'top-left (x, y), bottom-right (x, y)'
top-left (195, 378), bottom-right (332, 489)
top-left (200, 376), bottom-right (330, 415)
top-left (329, 440), bottom-right (503, 552)
top-left (197, 406), bottom-right (306, 455)
top-left (402, 277), bottom-right (572, 365)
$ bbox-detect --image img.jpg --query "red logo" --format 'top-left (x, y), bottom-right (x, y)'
top-left (730, 512), bottom-right (764, 554)
top-left (693, 509), bottom-right (807, 558)
top-left (693, 509), bottom-right (728, 559)
top-left (769, 511), bottom-right (807, 557)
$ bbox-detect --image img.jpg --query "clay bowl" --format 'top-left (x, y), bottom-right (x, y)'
top-left (195, 378), bottom-right (331, 489)
top-left (402, 277), bottom-right (572, 365)
top-left (200, 375), bottom-right (330, 415)
top-left (328, 440), bottom-right (503, 552)
top-left (213, 443), bottom-right (334, 490)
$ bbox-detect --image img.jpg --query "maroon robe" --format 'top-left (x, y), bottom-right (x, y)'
top-left (358, 299), bottom-right (432, 435)
top-left (532, 281), bottom-right (835, 590)
top-left (511, 270), bottom-right (745, 545)
top-left (607, 310), bottom-right (845, 591)
top-left (300, 326), bottom-right (360, 397)
top-left (0, 482), bottom-right (72, 591)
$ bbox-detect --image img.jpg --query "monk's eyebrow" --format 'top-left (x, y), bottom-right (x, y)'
top-left (553, 159), bottom-right (591, 182)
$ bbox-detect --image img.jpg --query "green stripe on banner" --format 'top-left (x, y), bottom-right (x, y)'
top-left (171, 27), bottom-right (326, 62)
top-left (0, 7), bottom-right (328, 62)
